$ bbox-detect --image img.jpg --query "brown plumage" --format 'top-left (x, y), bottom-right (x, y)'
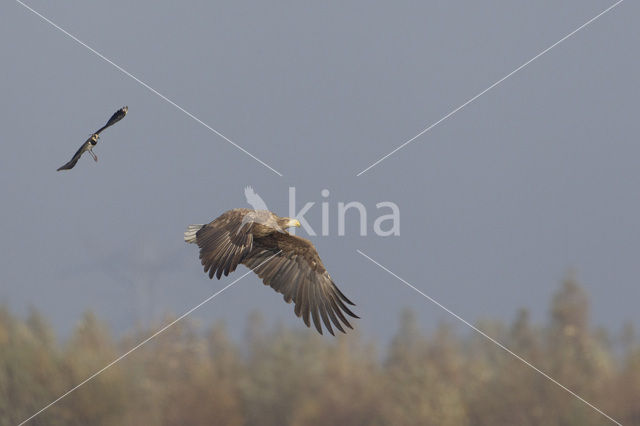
top-left (185, 208), bottom-right (358, 335)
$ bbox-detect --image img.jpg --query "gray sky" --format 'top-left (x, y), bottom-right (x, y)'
top-left (1, 0), bottom-right (638, 342)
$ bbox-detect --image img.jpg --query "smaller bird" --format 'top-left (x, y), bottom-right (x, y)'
top-left (56, 133), bottom-right (100, 171)
top-left (56, 106), bottom-right (128, 171)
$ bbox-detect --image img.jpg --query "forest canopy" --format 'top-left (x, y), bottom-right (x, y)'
top-left (1, 277), bottom-right (638, 426)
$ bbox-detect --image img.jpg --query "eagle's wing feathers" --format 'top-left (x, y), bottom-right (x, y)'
top-left (194, 210), bottom-right (254, 279)
top-left (241, 233), bottom-right (358, 335)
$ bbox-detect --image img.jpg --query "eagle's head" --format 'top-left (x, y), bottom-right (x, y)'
top-left (278, 216), bottom-right (301, 230)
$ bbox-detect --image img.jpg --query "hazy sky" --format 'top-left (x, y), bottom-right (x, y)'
top-left (1, 0), bottom-right (638, 342)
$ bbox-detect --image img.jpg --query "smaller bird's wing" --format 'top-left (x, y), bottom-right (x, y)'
top-left (56, 140), bottom-right (91, 171)
top-left (241, 233), bottom-right (358, 335)
top-left (192, 210), bottom-right (255, 279)
top-left (95, 106), bottom-right (127, 135)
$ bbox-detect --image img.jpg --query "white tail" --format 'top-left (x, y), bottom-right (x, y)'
top-left (184, 224), bottom-right (204, 243)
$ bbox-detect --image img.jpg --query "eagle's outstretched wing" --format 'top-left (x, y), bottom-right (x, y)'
top-left (241, 232), bottom-right (358, 335)
top-left (185, 209), bottom-right (254, 279)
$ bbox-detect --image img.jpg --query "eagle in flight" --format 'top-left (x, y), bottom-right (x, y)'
top-left (185, 208), bottom-right (358, 335)
top-left (57, 106), bottom-right (128, 171)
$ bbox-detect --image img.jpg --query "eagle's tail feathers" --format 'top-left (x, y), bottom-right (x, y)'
top-left (184, 224), bottom-right (204, 244)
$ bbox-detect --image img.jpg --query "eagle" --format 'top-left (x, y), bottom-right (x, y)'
top-left (185, 208), bottom-right (358, 335)
top-left (57, 106), bottom-right (128, 171)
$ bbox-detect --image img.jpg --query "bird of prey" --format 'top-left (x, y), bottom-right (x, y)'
top-left (56, 106), bottom-right (128, 171)
top-left (185, 208), bottom-right (358, 335)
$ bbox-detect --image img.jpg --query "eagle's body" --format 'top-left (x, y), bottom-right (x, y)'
top-left (56, 106), bottom-right (128, 171)
top-left (185, 208), bottom-right (358, 335)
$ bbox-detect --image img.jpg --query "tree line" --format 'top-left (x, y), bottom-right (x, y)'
top-left (1, 276), bottom-right (638, 425)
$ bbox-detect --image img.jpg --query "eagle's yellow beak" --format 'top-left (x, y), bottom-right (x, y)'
top-left (287, 219), bottom-right (301, 228)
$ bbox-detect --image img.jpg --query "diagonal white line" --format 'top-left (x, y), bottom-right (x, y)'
top-left (14, 0), bottom-right (283, 177)
top-left (356, 249), bottom-right (622, 425)
top-left (18, 251), bottom-right (281, 426)
top-left (356, 0), bottom-right (624, 176)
